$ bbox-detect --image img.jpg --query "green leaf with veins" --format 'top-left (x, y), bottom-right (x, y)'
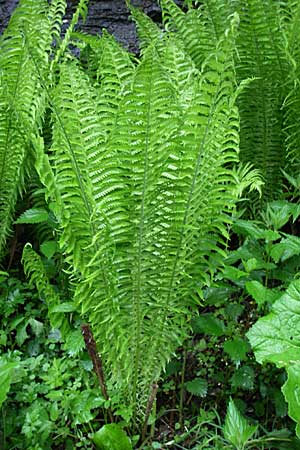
top-left (247, 279), bottom-right (300, 367)
top-left (282, 364), bottom-right (300, 437)
top-left (223, 399), bottom-right (257, 449)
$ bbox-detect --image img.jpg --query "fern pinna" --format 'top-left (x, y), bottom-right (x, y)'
top-left (20, 6), bottom-right (242, 423)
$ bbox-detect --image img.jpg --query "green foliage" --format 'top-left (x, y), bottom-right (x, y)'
top-left (19, 2), bottom-right (243, 424)
top-left (3, 0), bottom-right (300, 447)
top-left (92, 424), bottom-right (132, 450)
top-left (223, 399), bottom-right (257, 449)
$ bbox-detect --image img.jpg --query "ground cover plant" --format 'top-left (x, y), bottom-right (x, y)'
top-left (2, 0), bottom-right (300, 448)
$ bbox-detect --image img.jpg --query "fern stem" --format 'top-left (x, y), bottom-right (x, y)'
top-left (132, 53), bottom-right (154, 421)
top-left (141, 382), bottom-right (158, 443)
top-left (81, 323), bottom-right (114, 423)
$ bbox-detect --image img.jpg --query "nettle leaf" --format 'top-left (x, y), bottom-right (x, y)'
top-left (269, 235), bottom-right (300, 263)
top-left (192, 313), bottom-right (226, 336)
top-left (40, 240), bottom-right (58, 259)
top-left (247, 279), bottom-right (300, 367)
top-left (223, 399), bottom-right (257, 449)
top-left (245, 280), bottom-right (281, 309)
top-left (185, 377), bottom-right (208, 397)
top-left (223, 338), bottom-right (250, 363)
top-left (64, 329), bottom-right (85, 356)
top-left (231, 365), bottom-right (255, 391)
top-left (0, 360), bottom-right (18, 407)
top-left (282, 364), bottom-right (300, 437)
top-left (15, 208), bottom-right (49, 224)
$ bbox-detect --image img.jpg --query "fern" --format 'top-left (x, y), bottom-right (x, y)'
top-left (23, 10), bottom-right (242, 424)
top-left (0, 0), bottom-right (53, 256)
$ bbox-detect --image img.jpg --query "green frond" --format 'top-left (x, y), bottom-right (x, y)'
top-left (48, 0), bottom-right (67, 45)
top-left (51, 0), bottom-right (89, 70)
top-left (96, 31), bottom-right (135, 133)
top-left (280, 1), bottom-right (300, 170)
top-left (160, 0), bottom-right (233, 69)
top-left (127, 2), bottom-right (164, 54)
top-left (234, 0), bottom-right (291, 202)
top-left (0, 0), bottom-right (54, 256)
top-left (22, 243), bottom-right (70, 337)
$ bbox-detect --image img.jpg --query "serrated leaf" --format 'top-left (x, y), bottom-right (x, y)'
top-left (231, 366), bottom-right (255, 391)
top-left (270, 235), bottom-right (300, 263)
top-left (15, 208), bottom-right (49, 224)
top-left (223, 338), bottom-right (250, 363)
top-left (192, 313), bottom-right (226, 336)
top-left (0, 360), bottom-right (18, 407)
top-left (245, 280), bottom-right (281, 309)
top-left (282, 364), bottom-right (300, 438)
top-left (247, 280), bottom-right (300, 367)
top-left (223, 399), bottom-right (257, 449)
top-left (185, 378), bottom-right (208, 397)
top-left (40, 241), bottom-right (58, 259)
top-left (64, 329), bottom-right (85, 356)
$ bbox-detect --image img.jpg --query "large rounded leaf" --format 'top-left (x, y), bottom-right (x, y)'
top-left (92, 424), bottom-right (132, 450)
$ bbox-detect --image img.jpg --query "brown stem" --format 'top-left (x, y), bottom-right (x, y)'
top-left (81, 323), bottom-right (114, 422)
top-left (141, 383), bottom-right (158, 443)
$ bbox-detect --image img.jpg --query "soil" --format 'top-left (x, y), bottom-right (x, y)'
top-left (0, 0), bottom-right (183, 53)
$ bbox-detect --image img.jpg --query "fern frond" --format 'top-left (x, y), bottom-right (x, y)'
top-left (280, 1), bottom-right (300, 170)
top-left (160, 0), bottom-right (233, 69)
top-left (0, 0), bottom-right (55, 256)
top-left (127, 2), bottom-right (164, 55)
top-left (234, 0), bottom-right (290, 202)
top-left (22, 243), bottom-right (70, 336)
top-left (51, 0), bottom-right (89, 70)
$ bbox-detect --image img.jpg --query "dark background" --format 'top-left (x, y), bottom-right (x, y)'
top-left (0, 0), bottom-right (183, 52)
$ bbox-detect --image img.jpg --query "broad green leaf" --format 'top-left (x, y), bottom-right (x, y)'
top-left (14, 208), bottom-right (49, 224)
top-left (232, 220), bottom-right (268, 240)
top-left (223, 399), bottom-right (257, 449)
top-left (223, 338), bottom-right (250, 363)
top-left (185, 378), bottom-right (208, 397)
top-left (93, 424), bottom-right (132, 450)
top-left (192, 314), bottom-right (226, 336)
top-left (247, 280), bottom-right (300, 367)
top-left (245, 280), bottom-right (281, 309)
top-left (0, 361), bottom-right (18, 407)
top-left (40, 241), bottom-right (58, 259)
top-left (282, 364), bottom-right (300, 438)
top-left (269, 235), bottom-right (300, 263)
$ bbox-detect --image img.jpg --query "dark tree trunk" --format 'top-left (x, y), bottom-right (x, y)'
top-left (0, 0), bottom-right (184, 52)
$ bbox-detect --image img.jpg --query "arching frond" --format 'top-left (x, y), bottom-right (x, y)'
top-left (0, 0), bottom-right (54, 256)
top-left (233, 0), bottom-right (291, 203)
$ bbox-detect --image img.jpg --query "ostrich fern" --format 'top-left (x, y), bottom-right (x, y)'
top-left (21, 9), bottom-right (242, 424)
top-left (0, 0), bottom-right (68, 257)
